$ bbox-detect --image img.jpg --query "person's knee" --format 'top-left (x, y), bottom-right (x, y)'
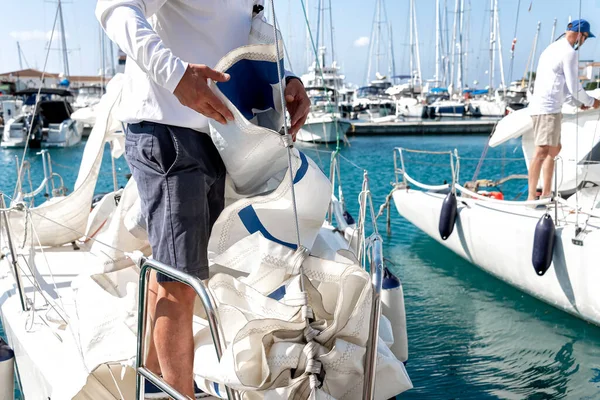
top-left (156, 282), bottom-right (196, 314)
top-left (535, 146), bottom-right (550, 158)
top-left (549, 145), bottom-right (562, 157)
top-left (532, 146), bottom-right (549, 163)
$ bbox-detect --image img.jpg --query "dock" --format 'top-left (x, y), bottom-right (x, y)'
top-left (349, 119), bottom-right (499, 135)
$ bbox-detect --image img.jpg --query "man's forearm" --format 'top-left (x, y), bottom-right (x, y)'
top-left (96, 2), bottom-right (186, 92)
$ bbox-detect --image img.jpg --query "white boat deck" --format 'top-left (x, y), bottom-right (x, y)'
top-left (0, 242), bottom-right (140, 399)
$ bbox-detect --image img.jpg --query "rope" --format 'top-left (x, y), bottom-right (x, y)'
top-left (1, 192), bottom-right (127, 256)
top-left (51, 159), bottom-right (123, 178)
top-left (395, 170), bottom-right (553, 206)
top-left (395, 147), bottom-right (453, 155)
top-left (339, 153), bottom-right (366, 171)
top-left (471, 120), bottom-right (500, 182)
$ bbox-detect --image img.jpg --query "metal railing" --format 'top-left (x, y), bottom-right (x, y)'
top-left (0, 193), bottom-right (29, 312)
top-left (135, 233), bottom-right (387, 399)
top-left (393, 147), bottom-right (457, 190)
top-left (362, 234), bottom-right (384, 400)
top-left (135, 257), bottom-right (237, 400)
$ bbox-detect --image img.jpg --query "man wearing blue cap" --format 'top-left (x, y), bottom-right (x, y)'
top-left (527, 19), bottom-right (600, 202)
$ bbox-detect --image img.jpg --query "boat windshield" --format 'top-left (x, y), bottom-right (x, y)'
top-left (0, 83), bottom-right (14, 96)
top-left (356, 86), bottom-right (387, 98)
top-left (306, 87), bottom-right (338, 113)
top-left (77, 86), bottom-right (104, 97)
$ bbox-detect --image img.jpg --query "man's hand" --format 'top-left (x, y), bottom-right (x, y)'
top-left (594, 98), bottom-right (600, 109)
top-left (284, 78), bottom-right (310, 141)
top-left (581, 105), bottom-right (590, 111)
top-left (173, 64), bottom-right (234, 124)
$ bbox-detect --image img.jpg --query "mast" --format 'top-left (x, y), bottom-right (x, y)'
top-left (389, 24), bottom-right (396, 82)
top-left (375, 0), bottom-right (381, 76)
top-left (321, 0), bottom-right (326, 57)
top-left (489, 0), bottom-right (495, 93)
top-left (435, 0), bottom-right (441, 83)
top-left (457, 0), bottom-right (464, 91)
top-left (17, 42), bottom-right (23, 70)
top-left (110, 41), bottom-right (115, 77)
top-left (550, 18), bottom-right (557, 44)
top-left (527, 21), bottom-right (541, 94)
top-left (412, 0), bottom-right (423, 87)
top-left (364, 1), bottom-right (375, 84)
top-left (450, 0), bottom-right (459, 90)
top-left (464, 0), bottom-right (470, 88)
top-left (494, 0), bottom-right (506, 95)
top-left (315, 0), bottom-right (322, 50)
top-left (306, 0), bottom-right (311, 68)
top-left (409, 0), bottom-right (414, 88)
top-left (328, 0), bottom-right (336, 67)
top-left (444, 0), bottom-right (450, 86)
top-left (57, 0), bottom-right (70, 78)
top-left (508, 0), bottom-right (522, 84)
top-left (412, 0), bottom-right (422, 90)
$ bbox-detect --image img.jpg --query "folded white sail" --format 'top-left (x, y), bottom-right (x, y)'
top-left (6, 75), bottom-right (125, 247)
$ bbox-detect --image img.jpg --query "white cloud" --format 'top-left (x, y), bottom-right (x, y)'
top-left (353, 36), bottom-right (370, 47)
top-left (9, 30), bottom-right (68, 43)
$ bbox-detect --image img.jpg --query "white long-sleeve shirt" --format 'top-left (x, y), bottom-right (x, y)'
top-left (529, 38), bottom-right (595, 115)
top-left (96, 0), bottom-right (265, 131)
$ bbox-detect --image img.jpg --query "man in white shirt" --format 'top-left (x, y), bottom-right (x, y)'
top-left (96, 1), bottom-right (310, 397)
top-left (527, 19), bottom-right (600, 201)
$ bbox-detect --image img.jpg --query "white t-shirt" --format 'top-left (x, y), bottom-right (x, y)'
top-left (96, 0), bottom-right (271, 131)
top-left (529, 38), bottom-right (594, 115)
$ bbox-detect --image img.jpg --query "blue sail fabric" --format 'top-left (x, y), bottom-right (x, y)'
top-left (216, 58), bottom-right (285, 121)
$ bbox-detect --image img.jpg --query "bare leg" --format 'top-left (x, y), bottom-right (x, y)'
top-left (528, 146), bottom-right (550, 200)
top-left (541, 157), bottom-right (555, 197)
top-left (154, 282), bottom-right (196, 398)
top-left (541, 145), bottom-right (562, 197)
top-left (146, 271), bottom-right (161, 375)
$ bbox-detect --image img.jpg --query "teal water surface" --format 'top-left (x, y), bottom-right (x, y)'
top-left (1, 135), bottom-right (600, 399)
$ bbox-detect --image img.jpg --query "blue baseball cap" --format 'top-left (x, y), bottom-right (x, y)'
top-left (568, 19), bottom-right (595, 38)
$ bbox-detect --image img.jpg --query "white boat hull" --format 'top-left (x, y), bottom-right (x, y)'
top-left (0, 137), bottom-right (26, 149)
top-left (393, 189), bottom-right (600, 326)
top-left (395, 98), bottom-right (426, 119)
top-left (297, 117), bottom-right (350, 144)
top-left (469, 99), bottom-right (507, 117)
top-left (1, 117), bottom-right (83, 149)
top-left (0, 339), bottom-right (14, 400)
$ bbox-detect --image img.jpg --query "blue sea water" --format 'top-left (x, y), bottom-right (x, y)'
top-left (1, 134), bottom-right (600, 399)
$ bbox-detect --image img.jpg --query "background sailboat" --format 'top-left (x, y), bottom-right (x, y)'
top-left (296, 0), bottom-right (351, 144)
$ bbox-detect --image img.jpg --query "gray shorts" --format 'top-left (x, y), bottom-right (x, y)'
top-left (125, 122), bottom-right (226, 282)
top-left (531, 113), bottom-right (562, 147)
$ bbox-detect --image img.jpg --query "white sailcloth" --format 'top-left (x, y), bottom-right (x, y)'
top-left (6, 74), bottom-right (125, 247)
top-left (70, 12), bottom-right (411, 400)
top-left (195, 233), bottom-right (412, 399)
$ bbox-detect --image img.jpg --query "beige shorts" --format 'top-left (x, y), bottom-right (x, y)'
top-left (531, 113), bottom-right (562, 147)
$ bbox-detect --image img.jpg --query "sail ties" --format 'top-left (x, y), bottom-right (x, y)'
top-left (285, 245), bottom-right (325, 393)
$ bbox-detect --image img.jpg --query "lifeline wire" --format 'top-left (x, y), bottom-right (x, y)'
top-left (269, 0), bottom-right (302, 251)
top-left (575, 0), bottom-right (582, 228)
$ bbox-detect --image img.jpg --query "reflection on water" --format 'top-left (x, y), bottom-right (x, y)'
top-left (392, 234), bottom-right (600, 399)
top-left (1, 135), bottom-right (600, 399)
top-left (299, 136), bottom-right (600, 399)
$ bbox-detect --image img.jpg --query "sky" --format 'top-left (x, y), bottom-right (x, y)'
top-left (1, 0), bottom-right (600, 89)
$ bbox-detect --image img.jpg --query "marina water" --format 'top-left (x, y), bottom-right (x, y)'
top-left (1, 135), bottom-right (600, 399)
